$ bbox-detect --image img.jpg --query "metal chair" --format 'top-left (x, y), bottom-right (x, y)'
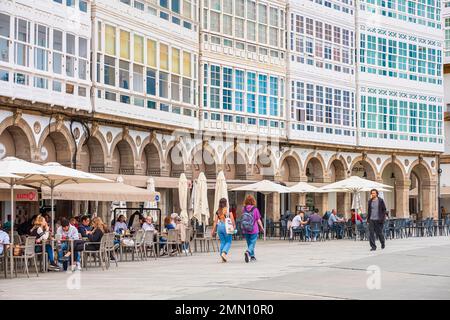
top-left (183, 227), bottom-right (194, 256)
top-left (143, 230), bottom-right (157, 260)
top-left (13, 236), bottom-right (39, 278)
top-left (280, 219), bottom-right (288, 240)
top-left (309, 222), bottom-right (322, 241)
top-left (321, 220), bottom-right (330, 240)
top-left (121, 230), bottom-right (145, 261)
top-left (104, 233), bottom-right (118, 269)
top-left (161, 229), bottom-right (181, 256)
top-left (194, 226), bottom-right (218, 252)
top-left (82, 234), bottom-right (107, 270)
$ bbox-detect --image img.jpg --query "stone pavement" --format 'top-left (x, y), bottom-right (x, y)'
top-left (1, 236), bottom-right (449, 300)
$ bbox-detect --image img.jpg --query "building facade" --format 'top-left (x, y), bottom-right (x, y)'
top-left (0, 0), bottom-right (444, 224)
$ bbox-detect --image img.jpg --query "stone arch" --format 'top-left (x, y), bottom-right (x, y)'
top-left (253, 146), bottom-right (277, 180)
top-left (166, 142), bottom-right (187, 178)
top-left (0, 117), bottom-right (36, 161)
top-left (38, 123), bottom-right (76, 167)
top-left (279, 152), bottom-right (301, 182)
top-left (221, 145), bottom-right (249, 180)
top-left (408, 161), bottom-right (435, 219)
top-left (190, 143), bottom-right (219, 179)
top-left (350, 156), bottom-right (378, 180)
top-left (78, 134), bottom-right (108, 173)
top-left (140, 139), bottom-right (163, 176)
top-left (328, 156), bottom-right (349, 182)
top-left (380, 159), bottom-right (409, 217)
top-left (304, 153), bottom-right (327, 183)
top-left (109, 134), bottom-right (138, 175)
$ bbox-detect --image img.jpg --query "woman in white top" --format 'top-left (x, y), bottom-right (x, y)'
top-left (30, 215), bottom-right (60, 271)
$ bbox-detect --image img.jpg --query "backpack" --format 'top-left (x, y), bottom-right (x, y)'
top-left (241, 207), bottom-right (255, 234)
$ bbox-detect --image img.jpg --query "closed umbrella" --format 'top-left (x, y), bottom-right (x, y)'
top-left (193, 172), bottom-right (209, 227)
top-left (178, 173), bottom-right (189, 226)
top-left (110, 176), bottom-right (127, 224)
top-left (232, 180), bottom-right (291, 241)
top-left (213, 171), bottom-right (228, 215)
top-left (144, 177), bottom-right (158, 222)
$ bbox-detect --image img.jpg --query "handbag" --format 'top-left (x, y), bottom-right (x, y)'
top-left (225, 210), bottom-right (235, 235)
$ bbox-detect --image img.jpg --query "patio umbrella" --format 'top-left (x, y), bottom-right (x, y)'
top-left (320, 176), bottom-right (393, 194)
top-left (193, 172), bottom-right (209, 227)
top-left (0, 157), bottom-right (50, 278)
top-left (110, 176), bottom-right (127, 224)
top-left (178, 173), bottom-right (189, 226)
top-left (232, 180), bottom-right (291, 241)
top-left (144, 177), bottom-right (158, 222)
top-left (213, 171), bottom-right (228, 215)
top-left (288, 181), bottom-right (320, 193)
top-left (29, 162), bottom-right (111, 233)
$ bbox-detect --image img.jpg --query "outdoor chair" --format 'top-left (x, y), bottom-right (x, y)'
top-left (445, 216), bottom-right (450, 236)
top-left (142, 230), bottom-right (157, 260)
top-left (321, 220), bottom-right (330, 240)
top-left (309, 222), bottom-right (323, 241)
top-left (183, 227), bottom-right (193, 256)
top-left (425, 218), bottom-right (434, 237)
top-left (280, 219), bottom-right (288, 240)
top-left (194, 226), bottom-right (218, 253)
top-left (13, 236), bottom-right (39, 278)
top-left (161, 229), bottom-right (181, 257)
top-left (356, 221), bottom-right (368, 241)
top-left (383, 220), bottom-right (392, 240)
top-left (82, 234), bottom-right (107, 270)
top-left (290, 226), bottom-right (305, 242)
top-left (120, 229), bottom-right (145, 261)
top-left (104, 233), bottom-right (118, 269)
top-left (344, 221), bottom-right (354, 239)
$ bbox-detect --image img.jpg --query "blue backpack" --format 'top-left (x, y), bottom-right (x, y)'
top-left (241, 207), bottom-right (255, 234)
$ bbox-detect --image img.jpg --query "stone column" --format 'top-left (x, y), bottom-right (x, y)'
top-left (422, 180), bottom-right (438, 219)
top-left (394, 179), bottom-right (411, 218)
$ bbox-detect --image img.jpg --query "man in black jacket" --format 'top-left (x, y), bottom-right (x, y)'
top-left (367, 189), bottom-right (387, 251)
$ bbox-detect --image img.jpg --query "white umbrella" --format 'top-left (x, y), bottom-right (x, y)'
top-left (178, 173), bottom-right (189, 226)
top-left (0, 157), bottom-right (50, 278)
top-left (232, 180), bottom-right (291, 241)
top-left (288, 181), bottom-right (320, 193)
top-left (29, 162), bottom-right (111, 233)
top-left (144, 177), bottom-right (158, 222)
top-left (193, 172), bottom-right (209, 227)
top-left (213, 171), bottom-right (228, 215)
top-left (320, 176), bottom-right (393, 194)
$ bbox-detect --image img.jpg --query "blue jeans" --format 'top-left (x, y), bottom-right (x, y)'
top-left (244, 233), bottom-right (258, 257)
top-left (58, 242), bottom-right (80, 263)
top-left (332, 224), bottom-right (344, 238)
top-left (217, 222), bottom-right (232, 255)
top-left (35, 244), bottom-right (55, 264)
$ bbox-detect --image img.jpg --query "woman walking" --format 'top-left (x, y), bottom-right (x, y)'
top-left (211, 198), bottom-right (235, 262)
top-left (241, 195), bottom-right (264, 263)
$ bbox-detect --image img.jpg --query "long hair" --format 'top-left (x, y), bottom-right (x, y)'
top-left (92, 217), bottom-right (107, 233)
top-left (219, 198), bottom-right (228, 210)
top-left (164, 216), bottom-right (172, 226)
top-left (244, 195), bottom-right (256, 207)
top-left (33, 215), bottom-right (45, 227)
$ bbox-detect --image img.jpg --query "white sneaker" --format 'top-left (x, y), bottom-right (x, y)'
top-left (75, 262), bottom-right (82, 271)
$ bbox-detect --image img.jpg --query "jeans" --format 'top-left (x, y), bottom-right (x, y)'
top-left (331, 223), bottom-right (344, 238)
top-left (244, 233), bottom-right (258, 257)
top-left (58, 242), bottom-right (80, 263)
top-left (35, 244), bottom-right (55, 264)
top-left (369, 220), bottom-right (385, 249)
top-left (217, 222), bottom-right (232, 255)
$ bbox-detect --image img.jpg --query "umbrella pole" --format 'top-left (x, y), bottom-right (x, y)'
top-left (9, 182), bottom-right (14, 278)
top-left (264, 194), bottom-right (267, 241)
top-left (51, 187), bottom-right (55, 234)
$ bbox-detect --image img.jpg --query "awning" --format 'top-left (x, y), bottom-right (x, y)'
top-left (42, 183), bottom-right (160, 202)
top-left (0, 183), bottom-right (38, 202)
top-left (96, 174), bottom-right (179, 189)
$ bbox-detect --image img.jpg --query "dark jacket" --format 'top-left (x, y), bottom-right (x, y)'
top-left (85, 229), bottom-right (104, 251)
top-left (78, 224), bottom-right (92, 238)
top-left (367, 197), bottom-right (388, 222)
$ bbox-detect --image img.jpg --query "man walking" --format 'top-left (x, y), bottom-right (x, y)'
top-left (367, 189), bottom-right (387, 251)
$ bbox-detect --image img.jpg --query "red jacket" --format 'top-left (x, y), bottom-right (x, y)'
top-left (351, 213), bottom-right (363, 224)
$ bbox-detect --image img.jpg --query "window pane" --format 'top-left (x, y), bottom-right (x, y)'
top-left (147, 39), bottom-right (156, 67)
top-left (66, 34), bottom-right (75, 54)
top-left (79, 38), bottom-right (87, 58)
top-left (105, 25), bottom-right (116, 55)
top-left (172, 48), bottom-right (180, 74)
top-left (0, 13), bottom-right (10, 38)
top-left (53, 30), bottom-right (63, 51)
top-left (120, 30), bottom-right (130, 59)
top-left (159, 71), bottom-right (169, 98)
top-left (183, 52), bottom-right (191, 77)
top-left (134, 34), bottom-right (143, 63)
top-left (160, 43), bottom-right (168, 70)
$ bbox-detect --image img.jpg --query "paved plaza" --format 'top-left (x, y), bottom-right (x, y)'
top-left (1, 236), bottom-right (449, 300)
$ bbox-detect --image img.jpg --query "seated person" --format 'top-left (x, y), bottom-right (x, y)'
top-left (56, 218), bottom-right (82, 271)
top-left (328, 209), bottom-right (345, 239)
top-left (305, 209), bottom-right (323, 241)
top-left (0, 221), bottom-right (10, 256)
top-left (85, 217), bottom-right (106, 251)
top-left (290, 211), bottom-right (307, 239)
top-left (142, 216), bottom-right (155, 232)
top-left (128, 211), bottom-right (143, 232)
top-left (70, 216), bottom-right (80, 229)
top-left (78, 215), bottom-right (92, 238)
top-left (351, 209), bottom-right (363, 225)
top-left (175, 215), bottom-right (188, 254)
top-left (159, 216), bottom-right (176, 255)
top-left (114, 215), bottom-right (128, 234)
top-left (30, 215), bottom-right (60, 271)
